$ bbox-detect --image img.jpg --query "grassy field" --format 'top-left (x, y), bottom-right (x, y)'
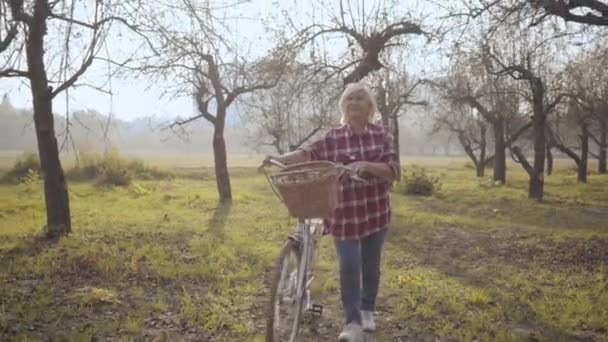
top-left (0, 152), bottom-right (607, 341)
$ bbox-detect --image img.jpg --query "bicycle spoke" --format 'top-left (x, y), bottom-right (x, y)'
top-left (272, 246), bottom-right (303, 341)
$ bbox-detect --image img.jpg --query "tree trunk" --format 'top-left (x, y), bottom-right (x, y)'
top-left (579, 126), bottom-right (589, 183)
top-left (599, 119), bottom-right (607, 174)
top-left (554, 123), bottom-right (589, 183)
top-left (493, 119), bottom-right (506, 184)
top-left (274, 139), bottom-right (284, 154)
top-left (476, 161), bottom-right (485, 177)
top-left (444, 135), bottom-right (451, 156)
top-left (377, 81), bottom-right (389, 127)
top-left (529, 107), bottom-right (545, 201)
top-left (478, 123), bottom-right (487, 177)
top-left (27, 0), bottom-right (71, 237)
top-left (458, 134), bottom-right (481, 177)
top-left (213, 111), bottom-right (232, 203)
top-left (391, 114), bottom-right (401, 180)
top-left (546, 143), bottom-right (553, 176)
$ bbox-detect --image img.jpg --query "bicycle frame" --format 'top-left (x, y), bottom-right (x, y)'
top-left (290, 218), bottom-right (323, 313)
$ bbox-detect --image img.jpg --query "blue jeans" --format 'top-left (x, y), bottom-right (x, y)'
top-left (334, 228), bottom-right (387, 325)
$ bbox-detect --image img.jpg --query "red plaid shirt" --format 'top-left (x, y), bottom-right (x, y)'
top-left (302, 123), bottom-right (398, 240)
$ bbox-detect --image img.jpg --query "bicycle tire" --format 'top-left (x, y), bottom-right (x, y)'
top-left (266, 238), bottom-right (306, 342)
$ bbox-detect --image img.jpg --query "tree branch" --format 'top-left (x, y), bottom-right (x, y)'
top-left (49, 12), bottom-right (160, 56)
top-left (295, 24), bottom-right (367, 49)
top-left (171, 112), bottom-right (214, 128)
top-left (511, 146), bottom-right (533, 175)
top-left (589, 130), bottom-right (602, 146)
top-left (51, 40), bottom-right (96, 98)
top-left (194, 87), bottom-right (217, 125)
top-left (380, 20), bottom-right (425, 40)
top-left (7, 0), bottom-right (32, 24)
top-left (544, 93), bottom-right (565, 114)
top-left (292, 125), bottom-right (322, 150)
top-left (403, 99), bottom-right (429, 106)
top-left (226, 81), bottom-right (278, 107)
top-left (50, 13), bottom-right (136, 30)
top-left (530, 0), bottom-right (608, 26)
top-left (0, 24), bottom-right (18, 53)
top-left (461, 96), bottom-right (497, 123)
top-left (506, 121), bottom-right (533, 146)
top-left (0, 68), bottom-right (28, 77)
top-left (554, 143), bottom-right (582, 166)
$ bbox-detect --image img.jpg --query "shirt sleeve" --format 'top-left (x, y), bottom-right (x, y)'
top-left (380, 129), bottom-right (399, 179)
top-left (298, 131), bottom-right (331, 161)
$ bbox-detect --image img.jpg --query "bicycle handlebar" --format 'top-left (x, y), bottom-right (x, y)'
top-left (258, 157), bottom-right (286, 173)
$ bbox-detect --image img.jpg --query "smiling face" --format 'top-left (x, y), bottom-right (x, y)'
top-left (343, 89), bottom-right (373, 125)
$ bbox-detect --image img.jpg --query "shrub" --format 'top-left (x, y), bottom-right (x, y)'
top-left (96, 151), bottom-right (133, 186)
top-left (18, 168), bottom-right (42, 193)
top-left (66, 150), bottom-right (172, 186)
top-left (398, 165), bottom-right (442, 196)
top-left (1, 152), bottom-right (41, 183)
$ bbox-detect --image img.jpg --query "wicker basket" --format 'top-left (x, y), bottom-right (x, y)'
top-left (270, 161), bottom-right (339, 219)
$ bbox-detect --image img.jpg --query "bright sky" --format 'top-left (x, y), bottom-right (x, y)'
top-left (1, 0), bottom-right (443, 122)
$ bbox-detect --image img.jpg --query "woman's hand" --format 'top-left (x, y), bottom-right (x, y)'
top-left (263, 154), bottom-right (280, 166)
top-left (346, 161), bottom-right (369, 176)
top-left (262, 150), bottom-right (310, 168)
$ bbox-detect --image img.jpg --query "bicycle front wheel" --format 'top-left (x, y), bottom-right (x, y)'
top-left (266, 239), bottom-right (305, 342)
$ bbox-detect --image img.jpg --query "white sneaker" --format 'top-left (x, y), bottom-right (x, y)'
top-left (338, 322), bottom-right (364, 342)
top-left (361, 310), bottom-right (376, 332)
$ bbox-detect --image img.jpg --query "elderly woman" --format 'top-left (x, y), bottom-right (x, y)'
top-left (264, 82), bottom-right (398, 341)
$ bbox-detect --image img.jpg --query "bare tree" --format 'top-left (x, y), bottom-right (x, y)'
top-left (595, 104), bottom-right (608, 173)
top-left (545, 96), bottom-right (593, 182)
top-left (483, 29), bottom-right (567, 200)
top-left (137, 0), bottom-right (287, 203)
top-left (431, 99), bottom-right (490, 176)
top-left (376, 67), bottom-right (427, 177)
top-left (0, 0), bottom-right (141, 237)
top-left (572, 46), bottom-right (608, 174)
top-left (426, 54), bottom-right (532, 183)
top-left (283, 0), bottom-right (427, 87)
top-left (241, 63), bottom-right (337, 154)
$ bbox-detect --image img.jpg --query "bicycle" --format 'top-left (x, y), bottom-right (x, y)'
top-left (260, 158), bottom-right (365, 342)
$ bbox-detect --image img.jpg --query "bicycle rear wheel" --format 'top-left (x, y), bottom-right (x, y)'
top-left (266, 239), bottom-right (306, 342)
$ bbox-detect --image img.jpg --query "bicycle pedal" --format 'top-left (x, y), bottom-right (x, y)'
top-left (309, 303), bottom-right (323, 317)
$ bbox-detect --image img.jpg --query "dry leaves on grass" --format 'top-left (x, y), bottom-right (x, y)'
top-left (71, 286), bottom-right (121, 306)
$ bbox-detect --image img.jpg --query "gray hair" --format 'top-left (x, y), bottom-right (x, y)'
top-left (339, 82), bottom-right (379, 124)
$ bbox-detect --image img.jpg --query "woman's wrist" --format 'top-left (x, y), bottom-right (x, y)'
top-left (363, 162), bottom-right (394, 180)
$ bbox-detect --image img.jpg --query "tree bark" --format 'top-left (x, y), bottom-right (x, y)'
top-left (599, 119), bottom-right (607, 174)
top-left (27, 0), bottom-right (71, 237)
top-left (546, 143), bottom-right (553, 176)
top-left (580, 127), bottom-right (589, 183)
top-left (553, 124), bottom-right (589, 183)
top-left (478, 123), bottom-right (487, 177)
top-left (493, 118), bottom-right (506, 183)
top-left (458, 133), bottom-right (482, 177)
top-left (529, 99), bottom-right (546, 202)
top-left (391, 114), bottom-right (401, 180)
top-left (376, 82), bottom-right (389, 127)
top-left (476, 159), bottom-right (485, 177)
top-left (213, 108), bottom-right (232, 203)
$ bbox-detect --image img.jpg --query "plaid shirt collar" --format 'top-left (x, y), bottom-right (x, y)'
top-left (342, 122), bottom-right (371, 136)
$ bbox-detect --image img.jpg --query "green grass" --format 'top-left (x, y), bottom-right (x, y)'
top-left (0, 154), bottom-right (607, 341)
